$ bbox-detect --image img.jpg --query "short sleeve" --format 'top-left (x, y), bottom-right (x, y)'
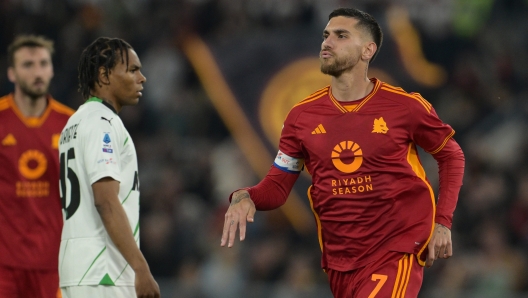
top-left (410, 95), bottom-right (455, 154)
top-left (81, 118), bottom-right (123, 185)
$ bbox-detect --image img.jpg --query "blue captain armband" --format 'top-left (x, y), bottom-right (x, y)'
top-left (273, 150), bottom-right (304, 173)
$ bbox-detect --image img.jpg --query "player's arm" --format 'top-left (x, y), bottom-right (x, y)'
top-left (221, 165), bottom-right (299, 248)
top-left (92, 177), bottom-right (160, 298)
top-left (221, 106), bottom-right (304, 248)
top-left (425, 138), bottom-right (465, 267)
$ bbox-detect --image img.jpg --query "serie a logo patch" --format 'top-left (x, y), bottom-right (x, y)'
top-left (102, 132), bottom-right (113, 153)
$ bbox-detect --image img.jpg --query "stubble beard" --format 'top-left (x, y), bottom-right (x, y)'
top-left (19, 80), bottom-right (49, 100)
top-left (320, 55), bottom-right (356, 77)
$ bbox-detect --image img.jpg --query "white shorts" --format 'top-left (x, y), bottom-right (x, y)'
top-left (61, 285), bottom-right (135, 298)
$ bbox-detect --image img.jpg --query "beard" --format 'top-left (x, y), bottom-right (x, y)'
top-left (320, 54), bottom-right (357, 77)
top-left (18, 80), bottom-right (49, 99)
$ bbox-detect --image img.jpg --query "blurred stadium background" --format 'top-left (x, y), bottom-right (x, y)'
top-left (2, 0), bottom-right (528, 297)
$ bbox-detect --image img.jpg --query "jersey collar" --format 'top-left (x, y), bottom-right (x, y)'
top-left (6, 93), bottom-right (54, 127)
top-left (328, 78), bottom-right (381, 113)
top-left (86, 96), bottom-right (117, 114)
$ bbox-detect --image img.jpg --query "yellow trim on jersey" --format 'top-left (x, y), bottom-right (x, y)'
top-left (307, 185), bottom-right (323, 252)
top-left (412, 93), bottom-right (432, 107)
top-left (50, 99), bottom-right (75, 116)
top-left (428, 130), bottom-right (455, 155)
top-left (9, 95), bottom-right (53, 127)
top-left (0, 97), bottom-right (9, 111)
top-left (292, 86), bottom-right (329, 107)
top-left (391, 255), bottom-right (405, 298)
top-left (328, 88), bottom-right (348, 113)
top-left (395, 254), bottom-right (409, 297)
top-left (380, 83), bottom-right (405, 93)
top-left (343, 104), bottom-right (358, 112)
top-left (0, 94), bottom-right (73, 128)
top-left (400, 254), bottom-right (414, 297)
top-left (292, 90), bottom-right (329, 108)
top-left (391, 254), bottom-right (413, 298)
top-left (306, 86), bottom-right (330, 99)
top-left (380, 86), bottom-right (432, 113)
top-left (406, 143), bottom-right (435, 267)
top-left (352, 79), bottom-right (381, 112)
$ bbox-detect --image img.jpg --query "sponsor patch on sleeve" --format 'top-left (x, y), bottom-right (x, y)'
top-left (273, 150), bottom-right (304, 173)
top-left (102, 132), bottom-right (113, 153)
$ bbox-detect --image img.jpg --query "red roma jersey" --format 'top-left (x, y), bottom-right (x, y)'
top-left (279, 78), bottom-right (454, 271)
top-left (0, 94), bottom-right (74, 269)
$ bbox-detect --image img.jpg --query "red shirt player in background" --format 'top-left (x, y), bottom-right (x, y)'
top-left (221, 7), bottom-right (465, 298)
top-left (0, 35), bottom-right (74, 298)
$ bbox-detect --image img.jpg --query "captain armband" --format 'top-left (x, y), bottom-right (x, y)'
top-left (273, 150), bottom-right (304, 174)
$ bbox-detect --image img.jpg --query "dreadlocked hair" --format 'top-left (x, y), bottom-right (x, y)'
top-left (78, 37), bottom-right (132, 99)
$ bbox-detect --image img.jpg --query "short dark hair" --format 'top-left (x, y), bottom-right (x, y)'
top-left (77, 37), bottom-right (132, 99)
top-left (7, 35), bottom-right (54, 67)
top-left (329, 8), bottom-right (383, 63)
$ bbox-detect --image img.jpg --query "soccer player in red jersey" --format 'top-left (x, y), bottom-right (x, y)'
top-left (0, 35), bottom-right (74, 298)
top-left (221, 7), bottom-right (465, 298)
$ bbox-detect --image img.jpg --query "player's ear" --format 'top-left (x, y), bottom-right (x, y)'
top-left (362, 41), bottom-right (377, 61)
top-left (98, 66), bottom-right (110, 85)
top-left (7, 67), bottom-right (16, 83)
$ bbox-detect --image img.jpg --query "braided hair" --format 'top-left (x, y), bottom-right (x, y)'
top-left (78, 37), bottom-right (132, 99)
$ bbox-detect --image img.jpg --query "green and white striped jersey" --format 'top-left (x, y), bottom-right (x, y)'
top-left (58, 97), bottom-right (139, 287)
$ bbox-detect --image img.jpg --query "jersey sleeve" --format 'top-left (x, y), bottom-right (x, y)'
top-left (409, 94), bottom-right (455, 153)
top-left (81, 118), bottom-right (123, 185)
top-left (275, 109), bottom-right (305, 173)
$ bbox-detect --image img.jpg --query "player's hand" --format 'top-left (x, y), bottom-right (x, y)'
top-left (221, 190), bottom-right (256, 248)
top-left (426, 223), bottom-right (452, 267)
top-left (134, 268), bottom-right (160, 298)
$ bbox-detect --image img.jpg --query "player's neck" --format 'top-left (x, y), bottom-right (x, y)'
top-left (330, 71), bottom-right (373, 102)
top-left (13, 88), bottom-right (48, 117)
top-left (91, 90), bottom-right (122, 113)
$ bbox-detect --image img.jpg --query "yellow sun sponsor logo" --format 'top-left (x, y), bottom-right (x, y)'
top-left (330, 141), bottom-right (374, 195)
top-left (19, 150), bottom-right (47, 180)
top-left (331, 141), bottom-right (363, 173)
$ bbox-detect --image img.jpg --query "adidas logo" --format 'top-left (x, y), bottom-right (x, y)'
top-left (311, 124), bottom-right (326, 134)
top-left (2, 134), bottom-right (17, 146)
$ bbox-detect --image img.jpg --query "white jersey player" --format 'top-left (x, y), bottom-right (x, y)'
top-left (59, 37), bottom-right (159, 298)
top-left (59, 97), bottom-right (139, 286)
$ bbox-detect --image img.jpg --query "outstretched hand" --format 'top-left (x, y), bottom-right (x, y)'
top-left (426, 223), bottom-right (453, 267)
top-left (220, 190), bottom-right (256, 248)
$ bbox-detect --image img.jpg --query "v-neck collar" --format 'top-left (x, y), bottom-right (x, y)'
top-left (7, 93), bottom-right (53, 127)
top-left (328, 78), bottom-right (381, 113)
